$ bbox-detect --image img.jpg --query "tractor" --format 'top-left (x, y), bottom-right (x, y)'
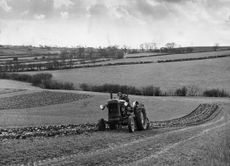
top-left (97, 93), bottom-right (150, 132)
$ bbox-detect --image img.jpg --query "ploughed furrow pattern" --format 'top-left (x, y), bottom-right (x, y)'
top-left (0, 103), bottom-right (221, 140)
top-left (150, 103), bottom-right (221, 128)
top-left (0, 123), bottom-right (96, 140)
top-left (0, 91), bottom-right (92, 110)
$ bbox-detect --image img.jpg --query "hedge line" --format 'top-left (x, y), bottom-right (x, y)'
top-left (80, 83), bottom-right (229, 97)
top-left (0, 72), bottom-right (229, 97)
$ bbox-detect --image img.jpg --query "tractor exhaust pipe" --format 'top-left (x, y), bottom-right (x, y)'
top-left (110, 93), bottom-right (113, 99)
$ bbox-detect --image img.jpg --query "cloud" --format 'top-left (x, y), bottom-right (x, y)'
top-left (28, 0), bottom-right (54, 18)
top-left (135, 0), bottom-right (171, 19)
top-left (0, 0), bottom-right (11, 12)
top-left (88, 3), bottom-right (109, 17)
top-left (0, 0), bottom-right (230, 47)
top-left (4, 0), bottom-right (54, 19)
top-left (158, 0), bottom-right (186, 3)
top-left (53, 0), bottom-right (74, 9)
top-left (34, 14), bottom-right (46, 20)
top-left (60, 11), bottom-right (69, 19)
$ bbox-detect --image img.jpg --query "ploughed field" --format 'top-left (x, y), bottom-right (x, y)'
top-left (2, 88), bottom-right (227, 128)
top-left (0, 87), bottom-right (230, 165)
top-left (0, 103), bottom-right (221, 140)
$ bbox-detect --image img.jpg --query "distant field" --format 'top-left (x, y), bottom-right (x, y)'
top-left (0, 45), bottom-right (60, 56)
top-left (109, 50), bottom-right (230, 64)
top-left (1, 46), bottom-right (230, 72)
top-left (25, 57), bottom-right (230, 92)
top-left (124, 52), bottom-right (164, 58)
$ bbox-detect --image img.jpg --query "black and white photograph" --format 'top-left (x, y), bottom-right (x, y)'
top-left (0, 0), bottom-right (230, 165)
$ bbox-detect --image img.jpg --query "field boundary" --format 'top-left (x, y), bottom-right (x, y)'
top-left (1, 54), bottom-right (230, 72)
top-left (158, 54), bottom-right (230, 63)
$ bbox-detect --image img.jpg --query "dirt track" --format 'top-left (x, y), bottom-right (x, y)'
top-left (6, 102), bottom-right (227, 166)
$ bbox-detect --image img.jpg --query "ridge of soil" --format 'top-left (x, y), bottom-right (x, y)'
top-left (0, 103), bottom-right (221, 140)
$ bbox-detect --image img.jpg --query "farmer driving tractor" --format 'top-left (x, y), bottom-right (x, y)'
top-left (117, 92), bottom-right (132, 115)
top-left (98, 92), bottom-right (150, 132)
top-left (117, 92), bottom-right (130, 103)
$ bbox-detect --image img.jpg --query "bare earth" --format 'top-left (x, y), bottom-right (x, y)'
top-left (26, 104), bottom-right (230, 166)
top-left (0, 83), bottom-right (229, 166)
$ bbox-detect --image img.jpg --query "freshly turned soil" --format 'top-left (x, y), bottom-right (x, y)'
top-left (0, 103), bottom-right (221, 140)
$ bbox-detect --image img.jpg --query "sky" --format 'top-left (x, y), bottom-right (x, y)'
top-left (0, 0), bottom-right (230, 48)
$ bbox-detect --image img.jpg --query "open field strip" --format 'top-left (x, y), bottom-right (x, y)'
top-left (0, 80), bottom-right (40, 90)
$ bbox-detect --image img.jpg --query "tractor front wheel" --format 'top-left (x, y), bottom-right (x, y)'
top-left (97, 118), bottom-right (106, 131)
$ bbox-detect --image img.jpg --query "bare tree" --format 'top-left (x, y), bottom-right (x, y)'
top-left (122, 45), bottom-right (130, 54)
top-left (139, 44), bottom-right (144, 52)
top-left (149, 42), bottom-right (157, 51)
top-left (165, 42), bottom-right (176, 49)
top-left (78, 47), bottom-right (85, 59)
top-left (60, 50), bottom-right (68, 68)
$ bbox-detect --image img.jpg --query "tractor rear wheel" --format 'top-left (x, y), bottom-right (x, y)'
top-left (128, 116), bottom-right (135, 133)
top-left (97, 119), bottom-right (106, 131)
top-left (135, 108), bottom-right (148, 130)
top-left (109, 123), bottom-right (118, 130)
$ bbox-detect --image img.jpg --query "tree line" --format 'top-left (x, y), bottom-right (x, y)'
top-left (0, 46), bottom-right (124, 72)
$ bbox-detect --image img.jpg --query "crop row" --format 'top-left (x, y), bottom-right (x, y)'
top-left (0, 91), bottom-right (92, 110)
top-left (0, 123), bottom-right (96, 140)
top-left (151, 104), bottom-right (221, 128)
